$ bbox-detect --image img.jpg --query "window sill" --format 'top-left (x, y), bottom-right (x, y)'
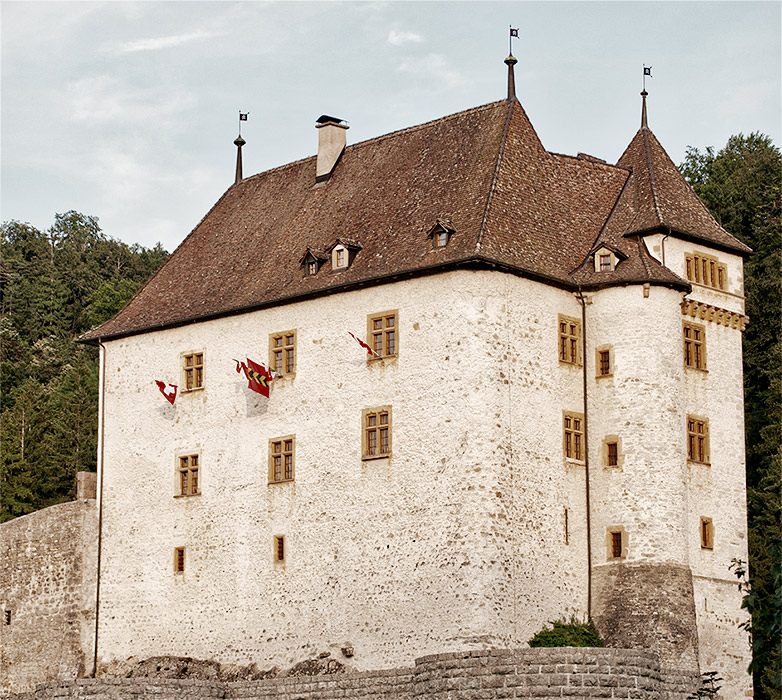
top-left (268, 479), bottom-right (294, 486)
top-left (559, 361), bottom-right (583, 368)
top-left (362, 454), bottom-right (390, 461)
top-left (688, 460), bottom-right (711, 467)
top-left (368, 355), bottom-right (397, 362)
top-left (174, 492), bottom-right (201, 499)
top-left (181, 387), bottom-right (204, 394)
top-left (565, 458), bottom-right (585, 466)
top-left (685, 366), bottom-right (709, 374)
top-left (700, 546), bottom-right (714, 551)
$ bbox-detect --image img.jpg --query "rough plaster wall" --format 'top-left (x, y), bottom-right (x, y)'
top-left (96, 270), bottom-right (588, 673)
top-left (0, 500), bottom-right (97, 695)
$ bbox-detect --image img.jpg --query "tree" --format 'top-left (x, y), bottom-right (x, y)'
top-left (682, 133), bottom-right (782, 700)
top-left (0, 213), bottom-right (168, 521)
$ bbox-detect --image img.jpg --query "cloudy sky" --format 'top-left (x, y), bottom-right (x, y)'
top-left (2, 1), bottom-right (779, 252)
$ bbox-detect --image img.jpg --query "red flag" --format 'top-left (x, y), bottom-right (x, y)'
top-left (155, 380), bottom-right (177, 405)
top-left (236, 358), bottom-right (272, 397)
top-left (348, 331), bottom-right (380, 358)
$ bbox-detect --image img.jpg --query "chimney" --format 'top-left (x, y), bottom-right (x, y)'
top-left (315, 115), bottom-right (348, 183)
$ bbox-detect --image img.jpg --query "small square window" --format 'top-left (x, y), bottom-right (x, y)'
top-left (700, 517), bottom-right (714, 550)
top-left (174, 547), bottom-right (186, 573)
top-left (274, 535), bottom-right (285, 563)
top-left (558, 315), bottom-right (581, 365)
top-left (269, 436), bottom-right (295, 483)
top-left (595, 345), bottom-right (613, 378)
top-left (307, 260), bottom-right (318, 276)
top-left (367, 311), bottom-right (398, 359)
top-left (177, 454), bottom-right (200, 496)
top-left (182, 352), bottom-right (204, 391)
top-left (599, 254), bottom-right (611, 271)
top-left (269, 330), bottom-right (296, 376)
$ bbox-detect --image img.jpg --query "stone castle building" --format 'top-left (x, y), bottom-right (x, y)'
top-left (3, 57), bottom-right (752, 697)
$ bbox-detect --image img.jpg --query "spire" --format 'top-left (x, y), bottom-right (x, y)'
top-left (505, 53), bottom-right (518, 100)
top-left (233, 135), bottom-right (245, 185)
top-left (640, 90), bottom-right (648, 129)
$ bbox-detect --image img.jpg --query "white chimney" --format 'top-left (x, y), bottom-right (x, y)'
top-left (315, 115), bottom-right (348, 183)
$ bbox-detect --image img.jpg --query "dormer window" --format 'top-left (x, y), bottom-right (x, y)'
top-left (299, 248), bottom-right (327, 277)
top-left (328, 239), bottom-right (362, 271)
top-left (591, 245), bottom-right (625, 273)
top-left (428, 219), bottom-right (455, 250)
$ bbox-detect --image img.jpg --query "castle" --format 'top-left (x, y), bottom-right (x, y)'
top-left (2, 57), bottom-right (752, 698)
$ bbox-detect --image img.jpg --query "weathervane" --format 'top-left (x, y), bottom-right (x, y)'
top-left (238, 110), bottom-right (249, 137)
top-left (642, 65), bottom-right (652, 92)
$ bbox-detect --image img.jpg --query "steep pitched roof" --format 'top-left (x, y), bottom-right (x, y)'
top-left (609, 125), bottom-right (752, 254)
top-left (79, 93), bottom-right (745, 343)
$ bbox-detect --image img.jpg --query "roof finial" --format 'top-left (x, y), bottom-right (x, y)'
top-left (234, 134), bottom-right (246, 185)
top-left (234, 111), bottom-right (249, 185)
top-left (505, 26), bottom-right (519, 100)
top-left (641, 65), bottom-right (652, 129)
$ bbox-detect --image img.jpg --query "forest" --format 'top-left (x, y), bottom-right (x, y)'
top-left (1, 134), bottom-right (779, 697)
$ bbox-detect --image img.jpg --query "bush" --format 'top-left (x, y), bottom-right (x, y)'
top-left (527, 617), bottom-right (603, 648)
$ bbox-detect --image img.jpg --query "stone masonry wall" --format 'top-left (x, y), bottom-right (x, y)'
top-left (14, 648), bottom-right (699, 700)
top-left (0, 499), bottom-right (98, 696)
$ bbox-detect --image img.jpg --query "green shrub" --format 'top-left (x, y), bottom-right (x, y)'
top-left (527, 617), bottom-right (604, 648)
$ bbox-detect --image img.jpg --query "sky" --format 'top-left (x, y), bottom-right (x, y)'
top-left (1, 1), bottom-right (780, 253)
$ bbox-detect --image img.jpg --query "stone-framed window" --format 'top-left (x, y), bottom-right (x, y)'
top-left (174, 547), bottom-right (186, 573)
top-left (270, 330), bottom-right (296, 376)
top-left (182, 351), bottom-right (204, 391)
top-left (363, 407), bottom-right (391, 459)
top-left (367, 311), bottom-right (398, 359)
top-left (685, 252), bottom-right (727, 291)
top-left (177, 454), bottom-right (200, 496)
top-left (687, 416), bottom-right (710, 465)
top-left (563, 411), bottom-right (584, 461)
top-left (683, 322), bottom-right (707, 371)
top-left (700, 517), bottom-right (714, 550)
top-left (274, 535), bottom-right (286, 563)
top-left (606, 528), bottom-right (627, 561)
top-left (558, 315), bottom-right (581, 365)
top-left (602, 436), bottom-right (622, 468)
top-left (595, 344), bottom-right (613, 378)
top-left (269, 436), bottom-right (295, 483)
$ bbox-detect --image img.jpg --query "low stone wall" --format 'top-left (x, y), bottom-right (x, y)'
top-left (0, 499), bottom-right (98, 697)
top-left (12, 648), bottom-right (699, 699)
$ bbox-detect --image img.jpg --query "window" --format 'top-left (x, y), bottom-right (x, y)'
top-left (434, 230), bottom-right (449, 248)
top-left (610, 531), bottom-right (623, 559)
top-left (558, 315), bottom-right (581, 365)
top-left (563, 412), bottom-right (584, 461)
top-left (684, 252), bottom-right (727, 290)
top-left (307, 260), bottom-right (318, 276)
top-left (270, 330), bottom-right (296, 376)
top-left (607, 442), bottom-right (618, 466)
top-left (177, 454), bottom-right (200, 496)
top-left (174, 547), bottom-right (186, 573)
top-left (687, 416), bottom-right (710, 464)
top-left (4, 610), bottom-right (10, 626)
top-left (595, 345), bottom-right (613, 377)
top-left (700, 517), bottom-right (714, 550)
top-left (564, 508), bottom-right (570, 545)
top-left (269, 436), bottom-right (295, 483)
top-left (683, 322), bottom-right (706, 370)
top-left (183, 352), bottom-right (204, 391)
top-left (606, 528), bottom-right (627, 560)
top-left (274, 535), bottom-right (285, 563)
top-left (599, 254), bottom-right (611, 271)
top-left (367, 311), bottom-right (398, 359)
top-left (363, 407), bottom-right (391, 459)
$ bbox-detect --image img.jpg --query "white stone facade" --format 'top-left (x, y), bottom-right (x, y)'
top-left (96, 249), bottom-right (751, 695)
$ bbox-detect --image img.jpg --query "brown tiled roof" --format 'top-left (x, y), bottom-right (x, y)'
top-left (79, 97), bottom-right (747, 343)
top-left (612, 127), bottom-right (752, 254)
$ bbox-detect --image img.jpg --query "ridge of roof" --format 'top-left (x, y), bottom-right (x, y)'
top-left (476, 99), bottom-right (516, 252)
